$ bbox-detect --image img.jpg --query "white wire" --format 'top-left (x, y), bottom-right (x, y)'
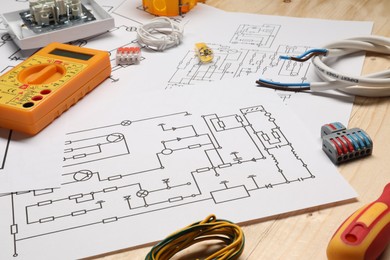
top-left (309, 36), bottom-right (390, 97)
top-left (137, 17), bottom-right (184, 51)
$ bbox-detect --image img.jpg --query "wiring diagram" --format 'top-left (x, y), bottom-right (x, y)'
top-left (167, 43), bottom-right (310, 89)
top-left (230, 24), bottom-right (280, 47)
top-left (0, 0), bottom-right (369, 258)
top-left (0, 2), bottom-right (303, 173)
top-left (1, 103), bottom-right (315, 258)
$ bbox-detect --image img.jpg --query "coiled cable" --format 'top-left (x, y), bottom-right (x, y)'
top-left (145, 214), bottom-right (245, 260)
top-left (137, 17), bottom-right (184, 51)
top-left (256, 36), bottom-right (390, 97)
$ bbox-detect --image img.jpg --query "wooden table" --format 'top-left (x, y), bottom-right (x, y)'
top-left (91, 1), bottom-right (390, 259)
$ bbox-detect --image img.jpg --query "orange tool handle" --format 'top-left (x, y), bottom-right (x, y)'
top-left (327, 183), bottom-right (390, 260)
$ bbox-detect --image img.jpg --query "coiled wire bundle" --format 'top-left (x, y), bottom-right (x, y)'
top-left (145, 214), bottom-right (245, 260)
top-left (137, 17), bottom-right (184, 51)
top-left (256, 36), bottom-right (390, 97)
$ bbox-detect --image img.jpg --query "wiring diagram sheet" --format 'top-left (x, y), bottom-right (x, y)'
top-left (0, 84), bottom-right (356, 259)
top-left (0, 0), bottom-right (372, 192)
top-left (0, 0), bottom-right (372, 259)
top-left (102, 0), bottom-right (372, 137)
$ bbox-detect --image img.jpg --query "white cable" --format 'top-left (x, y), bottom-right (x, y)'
top-left (310, 36), bottom-right (390, 97)
top-left (137, 17), bottom-right (184, 51)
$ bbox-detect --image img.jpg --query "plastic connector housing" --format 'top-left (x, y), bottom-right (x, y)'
top-left (1, 0), bottom-right (114, 50)
top-left (321, 122), bottom-right (373, 164)
top-left (141, 0), bottom-right (205, 16)
top-left (195, 42), bottom-right (213, 63)
top-left (116, 47), bottom-right (141, 65)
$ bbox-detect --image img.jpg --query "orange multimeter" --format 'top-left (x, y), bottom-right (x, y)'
top-left (0, 42), bottom-right (111, 135)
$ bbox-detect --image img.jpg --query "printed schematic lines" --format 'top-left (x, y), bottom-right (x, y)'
top-left (4, 104), bottom-right (314, 258)
top-left (167, 44), bottom-right (311, 89)
top-left (230, 24), bottom-right (280, 48)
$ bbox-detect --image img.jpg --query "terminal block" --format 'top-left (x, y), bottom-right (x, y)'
top-left (321, 122), bottom-right (373, 164)
top-left (116, 47), bottom-right (141, 65)
top-left (195, 42), bottom-right (213, 63)
top-left (21, 0), bottom-right (95, 33)
top-left (1, 0), bottom-right (114, 49)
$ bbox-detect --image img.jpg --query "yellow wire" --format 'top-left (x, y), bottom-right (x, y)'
top-left (146, 214), bottom-right (245, 260)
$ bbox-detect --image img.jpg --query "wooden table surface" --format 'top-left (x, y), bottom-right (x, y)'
top-left (91, 1), bottom-right (390, 259)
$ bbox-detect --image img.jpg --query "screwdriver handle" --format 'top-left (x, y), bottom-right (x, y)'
top-left (327, 183), bottom-right (390, 260)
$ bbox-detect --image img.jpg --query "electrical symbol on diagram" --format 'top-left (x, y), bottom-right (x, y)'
top-left (1, 103), bottom-right (314, 258)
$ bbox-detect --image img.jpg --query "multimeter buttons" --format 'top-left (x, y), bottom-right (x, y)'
top-left (18, 63), bottom-right (66, 85)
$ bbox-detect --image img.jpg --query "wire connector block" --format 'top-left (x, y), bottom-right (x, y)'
top-left (21, 0), bottom-right (95, 33)
top-left (116, 47), bottom-right (141, 65)
top-left (195, 42), bottom-right (213, 63)
top-left (321, 122), bottom-right (373, 164)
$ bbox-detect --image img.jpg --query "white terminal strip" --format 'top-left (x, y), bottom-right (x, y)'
top-left (28, 0), bottom-right (84, 27)
top-left (116, 46), bottom-right (141, 65)
top-left (0, 0), bottom-right (115, 50)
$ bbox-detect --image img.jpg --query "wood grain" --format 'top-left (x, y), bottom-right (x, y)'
top-left (89, 1), bottom-right (390, 259)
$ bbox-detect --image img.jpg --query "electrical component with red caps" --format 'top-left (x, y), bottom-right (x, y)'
top-left (115, 47), bottom-right (141, 65)
top-left (321, 122), bottom-right (373, 164)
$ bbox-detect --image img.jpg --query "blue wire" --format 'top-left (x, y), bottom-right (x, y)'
top-left (280, 48), bottom-right (328, 60)
top-left (257, 78), bottom-right (310, 87)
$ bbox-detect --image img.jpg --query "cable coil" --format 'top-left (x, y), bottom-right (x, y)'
top-left (137, 17), bottom-right (184, 51)
top-left (256, 36), bottom-right (390, 97)
top-left (145, 214), bottom-right (245, 260)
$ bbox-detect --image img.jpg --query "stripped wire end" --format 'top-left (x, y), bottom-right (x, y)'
top-left (256, 78), bottom-right (311, 91)
top-left (280, 48), bottom-right (328, 62)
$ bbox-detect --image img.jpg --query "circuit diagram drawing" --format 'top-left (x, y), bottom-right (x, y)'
top-left (0, 1), bottom-right (364, 259)
top-left (230, 24), bottom-right (280, 48)
top-left (167, 43), bottom-right (311, 89)
top-left (1, 104), bottom-right (314, 258)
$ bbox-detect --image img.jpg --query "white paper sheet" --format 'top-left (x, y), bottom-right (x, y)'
top-left (0, 84), bottom-right (356, 260)
top-left (0, 0), bottom-right (371, 192)
top-left (112, 1), bottom-right (372, 134)
top-left (0, 126), bottom-right (63, 193)
top-left (0, 1), bottom-right (371, 258)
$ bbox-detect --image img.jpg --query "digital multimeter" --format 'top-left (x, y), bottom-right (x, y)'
top-left (0, 42), bottom-right (111, 135)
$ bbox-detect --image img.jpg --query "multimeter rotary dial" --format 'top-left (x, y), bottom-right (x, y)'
top-left (1, 55), bottom-right (86, 110)
top-left (18, 63), bottom-right (66, 85)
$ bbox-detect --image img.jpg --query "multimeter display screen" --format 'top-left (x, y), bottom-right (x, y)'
top-left (49, 49), bottom-right (94, 61)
